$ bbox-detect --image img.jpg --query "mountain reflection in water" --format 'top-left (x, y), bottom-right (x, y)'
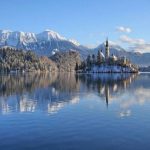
top-left (0, 72), bottom-right (143, 115)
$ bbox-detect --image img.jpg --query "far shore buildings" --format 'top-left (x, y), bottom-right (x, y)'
top-left (79, 39), bottom-right (139, 73)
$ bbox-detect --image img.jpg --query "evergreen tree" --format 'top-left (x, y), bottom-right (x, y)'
top-left (92, 54), bottom-right (96, 64)
top-left (97, 50), bottom-right (102, 65)
top-left (86, 55), bottom-right (92, 67)
top-left (81, 61), bottom-right (86, 70)
top-left (75, 62), bottom-right (79, 71)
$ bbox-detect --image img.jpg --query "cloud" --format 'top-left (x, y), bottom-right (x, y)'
top-left (120, 35), bottom-right (145, 45)
top-left (129, 43), bottom-right (150, 53)
top-left (115, 26), bottom-right (150, 52)
top-left (120, 110), bottom-right (131, 118)
top-left (116, 26), bottom-right (132, 33)
top-left (119, 35), bottom-right (150, 53)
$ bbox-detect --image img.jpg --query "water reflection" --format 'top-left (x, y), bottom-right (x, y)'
top-left (78, 73), bottom-right (150, 118)
top-left (0, 72), bottom-right (149, 115)
top-left (0, 73), bottom-right (80, 114)
top-left (78, 73), bottom-right (138, 107)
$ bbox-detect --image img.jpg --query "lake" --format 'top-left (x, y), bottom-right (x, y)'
top-left (0, 73), bottom-right (150, 150)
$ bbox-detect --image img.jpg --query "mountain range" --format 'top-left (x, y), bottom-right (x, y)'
top-left (0, 29), bottom-right (149, 66)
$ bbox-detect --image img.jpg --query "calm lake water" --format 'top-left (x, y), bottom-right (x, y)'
top-left (0, 73), bottom-right (150, 150)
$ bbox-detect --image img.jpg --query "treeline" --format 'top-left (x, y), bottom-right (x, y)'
top-left (76, 51), bottom-right (106, 71)
top-left (139, 66), bottom-right (150, 72)
top-left (0, 47), bottom-right (57, 72)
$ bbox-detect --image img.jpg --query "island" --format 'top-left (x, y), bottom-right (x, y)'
top-left (76, 39), bottom-right (139, 73)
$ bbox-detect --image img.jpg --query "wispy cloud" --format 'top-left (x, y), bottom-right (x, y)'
top-left (119, 35), bottom-right (150, 53)
top-left (129, 44), bottom-right (150, 53)
top-left (116, 26), bottom-right (132, 33)
top-left (120, 35), bottom-right (145, 45)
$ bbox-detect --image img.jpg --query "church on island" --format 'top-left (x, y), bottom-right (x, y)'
top-left (77, 39), bottom-right (139, 73)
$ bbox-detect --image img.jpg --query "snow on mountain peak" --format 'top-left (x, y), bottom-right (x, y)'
top-left (69, 39), bottom-right (80, 46)
top-left (0, 30), bottom-right (12, 34)
top-left (0, 30), bottom-right (37, 46)
top-left (37, 30), bottom-right (66, 41)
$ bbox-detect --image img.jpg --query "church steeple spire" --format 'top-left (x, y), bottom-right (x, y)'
top-left (106, 37), bottom-right (108, 46)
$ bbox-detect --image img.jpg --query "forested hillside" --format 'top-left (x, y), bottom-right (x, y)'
top-left (0, 47), bottom-right (57, 72)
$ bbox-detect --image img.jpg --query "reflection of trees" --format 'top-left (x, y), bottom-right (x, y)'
top-left (51, 73), bottom-right (80, 93)
top-left (78, 73), bottom-right (138, 106)
top-left (0, 72), bottom-right (58, 97)
top-left (0, 73), bottom-right (80, 114)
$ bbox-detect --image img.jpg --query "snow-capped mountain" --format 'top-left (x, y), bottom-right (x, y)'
top-left (36, 30), bottom-right (66, 41)
top-left (0, 29), bottom-right (150, 66)
top-left (0, 29), bottom-right (88, 56)
top-left (0, 30), bottom-right (37, 46)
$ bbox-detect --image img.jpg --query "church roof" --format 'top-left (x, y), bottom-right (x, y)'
top-left (100, 51), bottom-right (105, 58)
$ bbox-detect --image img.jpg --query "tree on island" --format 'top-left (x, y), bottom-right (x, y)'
top-left (86, 54), bottom-right (92, 67)
top-left (92, 54), bottom-right (96, 65)
top-left (75, 62), bottom-right (79, 71)
top-left (97, 50), bottom-right (103, 65)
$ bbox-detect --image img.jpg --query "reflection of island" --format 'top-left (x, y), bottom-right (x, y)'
top-left (104, 74), bottom-right (138, 107)
top-left (78, 73), bottom-right (138, 107)
top-left (78, 73), bottom-right (150, 118)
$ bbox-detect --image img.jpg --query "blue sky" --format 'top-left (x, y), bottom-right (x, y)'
top-left (0, 0), bottom-right (150, 52)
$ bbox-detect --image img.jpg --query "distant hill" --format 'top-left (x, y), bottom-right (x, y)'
top-left (50, 51), bottom-right (81, 72)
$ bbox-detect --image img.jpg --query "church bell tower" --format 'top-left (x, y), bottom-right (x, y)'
top-left (105, 38), bottom-right (110, 61)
